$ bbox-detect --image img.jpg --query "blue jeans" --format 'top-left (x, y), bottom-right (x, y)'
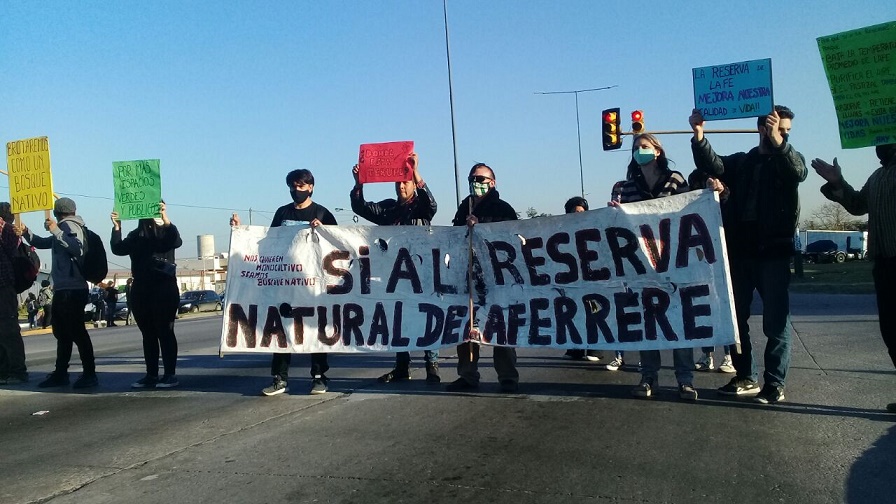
top-left (729, 256), bottom-right (792, 386)
top-left (640, 348), bottom-right (694, 385)
top-left (395, 350), bottom-right (439, 368)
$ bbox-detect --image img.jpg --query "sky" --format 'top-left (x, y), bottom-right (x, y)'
top-left (2, 1), bottom-right (894, 270)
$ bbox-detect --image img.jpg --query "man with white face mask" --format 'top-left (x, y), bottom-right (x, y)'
top-left (690, 105), bottom-right (807, 404)
top-left (446, 163), bottom-right (520, 393)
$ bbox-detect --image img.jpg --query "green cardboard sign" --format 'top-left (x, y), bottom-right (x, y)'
top-left (817, 21), bottom-right (896, 149)
top-left (112, 159), bottom-right (162, 220)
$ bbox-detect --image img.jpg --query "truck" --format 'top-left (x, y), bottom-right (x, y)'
top-left (799, 229), bottom-right (867, 263)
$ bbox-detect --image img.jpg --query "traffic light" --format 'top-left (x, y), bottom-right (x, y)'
top-left (631, 110), bottom-right (645, 134)
top-left (602, 108), bottom-right (622, 151)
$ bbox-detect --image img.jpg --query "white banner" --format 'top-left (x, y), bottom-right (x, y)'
top-left (220, 190), bottom-right (738, 354)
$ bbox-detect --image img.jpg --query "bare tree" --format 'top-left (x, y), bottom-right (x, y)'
top-left (525, 207), bottom-right (551, 219)
top-left (803, 202), bottom-right (866, 230)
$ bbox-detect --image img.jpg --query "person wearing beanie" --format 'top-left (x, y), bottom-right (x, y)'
top-left (22, 197), bottom-right (98, 389)
top-left (0, 201), bottom-right (29, 386)
top-left (813, 144), bottom-right (896, 413)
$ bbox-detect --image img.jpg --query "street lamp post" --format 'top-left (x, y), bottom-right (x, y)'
top-left (535, 86), bottom-right (618, 198)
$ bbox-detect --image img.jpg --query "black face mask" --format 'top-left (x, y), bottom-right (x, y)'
top-left (290, 189), bottom-right (311, 205)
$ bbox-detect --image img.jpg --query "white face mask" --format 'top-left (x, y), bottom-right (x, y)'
top-left (153, 218), bottom-right (165, 226)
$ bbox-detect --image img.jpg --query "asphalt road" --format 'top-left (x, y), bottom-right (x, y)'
top-left (1, 294), bottom-right (894, 504)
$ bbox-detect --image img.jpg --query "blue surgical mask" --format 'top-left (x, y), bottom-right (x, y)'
top-left (633, 148), bottom-right (656, 166)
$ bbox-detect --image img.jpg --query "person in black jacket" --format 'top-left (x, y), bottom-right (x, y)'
top-left (446, 163), bottom-right (520, 393)
top-left (231, 169), bottom-right (338, 396)
top-left (350, 152), bottom-right (441, 383)
top-left (690, 105), bottom-right (807, 404)
top-left (111, 202), bottom-right (183, 388)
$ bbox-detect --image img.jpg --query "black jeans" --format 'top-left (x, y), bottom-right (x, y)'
top-left (873, 256), bottom-right (896, 368)
top-left (271, 353), bottom-right (328, 380)
top-left (131, 279), bottom-right (179, 377)
top-left (51, 289), bottom-right (94, 375)
top-left (0, 286), bottom-right (27, 378)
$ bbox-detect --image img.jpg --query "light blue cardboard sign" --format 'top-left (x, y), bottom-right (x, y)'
top-left (693, 58), bottom-right (774, 120)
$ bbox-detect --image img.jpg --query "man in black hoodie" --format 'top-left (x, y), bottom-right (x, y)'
top-left (350, 152), bottom-right (441, 383)
top-left (690, 106), bottom-right (807, 404)
top-left (446, 163), bottom-right (520, 393)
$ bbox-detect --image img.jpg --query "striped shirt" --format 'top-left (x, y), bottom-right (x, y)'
top-left (611, 169), bottom-right (689, 204)
top-left (821, 159), bottom-right (896, 259)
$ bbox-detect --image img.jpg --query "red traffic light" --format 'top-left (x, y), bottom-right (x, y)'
top-left (601, 108), bottom-right (622, 151)
top-left (631, 110), bottom-right (645, 133)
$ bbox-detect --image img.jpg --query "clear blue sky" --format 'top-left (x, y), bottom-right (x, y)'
top-left (2, 1), bottom-right (893, 268)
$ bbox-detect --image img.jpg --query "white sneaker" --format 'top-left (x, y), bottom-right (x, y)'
top-left (695, 353), bottom-right (714, 371)
top-left (605, 357), bottom-right (624, 371)
top-left (718, 355), bottom-right (735, 373)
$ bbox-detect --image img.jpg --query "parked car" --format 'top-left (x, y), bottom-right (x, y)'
top-left (84, 290), bottom-right (129, 322)
top-left (178, 290), bottom-right (222, 314)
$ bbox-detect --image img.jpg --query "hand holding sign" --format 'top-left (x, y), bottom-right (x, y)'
top-left (357, 141), bottom-right (414, 184)
top-left (689, 108), bottom-right (705, 141)
top-left (765, 110), bottom-right (783, 147)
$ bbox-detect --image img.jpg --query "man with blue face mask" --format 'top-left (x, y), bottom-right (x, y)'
top-left (446, 163), bottom-right (520, 393)
top-left (690, 105), bottom-right (807, 405)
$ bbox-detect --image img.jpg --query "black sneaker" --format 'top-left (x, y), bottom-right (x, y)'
top-left (131, 375), bottom-right (158, 389)
top-left (262, 377), bottom-right (288, 396)
top-left (445, 378), bottom-right (478, 392)
top-left (754, 384), bottom-right (785, 404)
top-left (72, 374), bottom-right (99, 389)
top-left (3, 374), bottom-right (28, 385)
top-left (378, 368), bottom-right (410, 383)
top-left (717, 377), bottom-right (760, 396)
top-left (886, 403), bottom-right (896, 413)
top-left (564, 350), bottom-right (586, 360)
top-left (425, 362), bottom-right (441, 383)
top-left (499, 380), bottom-right (518, 393)
top-left (38, 372), bottom-right (70, 388)
top-left (156, 375), bottom-right (179, 388)
top-left (310, 375), bottom-right (329, 395)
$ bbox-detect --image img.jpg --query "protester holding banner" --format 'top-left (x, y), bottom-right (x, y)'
top-left (686, 170), bottom-right (735, 375)
top-left (561, 196), bottom-right (603, 363)
top-left (23, 198), bottom-right (98, 389)
top-left (812, 144), bottom-right (896, 413)
top-left (350, 153), bottom-right (441, 383)
top-left (610, 134), bottom-right (697, 400)
top-left (231, 169), bottom-right (338, 396)
top-left (690, 105), bottom-right (807, 404)
top-left (0, 202), bottom-right (28, 386)
top-left (111, 202), bottom-right (183, 388)
top-left (446, 163), bottom-right (520, 393)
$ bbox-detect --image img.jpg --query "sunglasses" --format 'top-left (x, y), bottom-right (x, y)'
top-left (468, 175), bottom-right (492, 183)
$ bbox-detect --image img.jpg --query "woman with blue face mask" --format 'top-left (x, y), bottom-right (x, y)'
top-left (609, 133), bottom-right (697, 401)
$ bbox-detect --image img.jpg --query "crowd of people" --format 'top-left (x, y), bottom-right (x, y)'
top-left (0, 106), bottom-right (893, 413)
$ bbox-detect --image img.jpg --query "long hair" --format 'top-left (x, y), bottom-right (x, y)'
top-left (626, 133), bottom-right (672, 180)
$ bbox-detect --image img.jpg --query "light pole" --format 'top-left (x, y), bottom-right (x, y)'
top-left (535, 86), bottom-right (617, 198)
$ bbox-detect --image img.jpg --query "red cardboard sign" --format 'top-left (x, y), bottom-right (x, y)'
top-left (358, 141), bottom-right (414, 183)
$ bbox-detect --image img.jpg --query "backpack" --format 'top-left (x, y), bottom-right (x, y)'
top-left (71, 223), bottom-right (108, 284)
top-left (12, 243), bottom-right (40, 293)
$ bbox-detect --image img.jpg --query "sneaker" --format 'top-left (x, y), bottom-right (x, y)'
top-left (499, 380), bottom-right (518, 393)
top-left (425, 362), bottom-right (441, 383)
top-left (72, 373), bottom-right (99, 389)
top-left (585, 350), bottom-right (602, 362)
top-left (378, 368), bottom-right (410, 383)
top-left (695, 353), bottom-right (714, 371)
top-left (3, 375), bottom-right (28, 385)
top-left (262, 377), bottom-right (288, 396)
top-left (754, 384), bottom-right (785, 404)
top-left (717, 377), bottom-right (760, 396)
top-left (886, 403), bottom-right (896, 413)
top-left (0, 377), bottom-right (6, 385)
top-left (631, 378), bottom-right (654, 398)
top-left (564, 350), bottom-right (586, 360)
top-left (157, 375), bottom-right (179, 388)
top-left (38, 372), bottom-right (70, 388)
top-left (718, 355), bottom-right (735, 374)
top-left (310, 375), bottom-right (328, 395)
top-left (131, 375), bottom-right (158, 389)
top-left (606, 357), bottom-right (625, 371)
top-left (679, 383), bottom-right (699, 401)
top-left (445, 377), bottom-right (479, 392)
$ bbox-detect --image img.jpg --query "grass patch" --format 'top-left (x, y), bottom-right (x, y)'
top-left (790, 260), bottom-right (875, 294)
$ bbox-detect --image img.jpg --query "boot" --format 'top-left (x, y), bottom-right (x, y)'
top-left (425, 362), bottom-right (441, 383)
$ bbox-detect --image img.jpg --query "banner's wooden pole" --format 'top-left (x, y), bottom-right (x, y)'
top-left (467, 197), bottom-right (475, 361)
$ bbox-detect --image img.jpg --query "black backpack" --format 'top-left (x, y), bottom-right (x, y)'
top-left (12, 243), bottom-right (40, 293)
top-left (71, 223), bottom-right (108, 284)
